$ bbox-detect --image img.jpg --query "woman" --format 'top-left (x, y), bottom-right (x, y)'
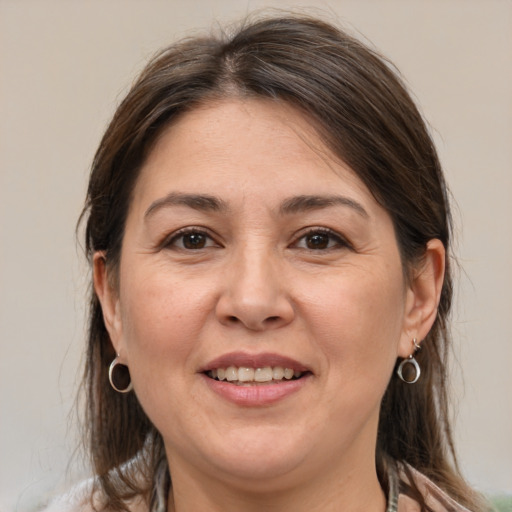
top-left (51, 14), bottom-right (488, 512)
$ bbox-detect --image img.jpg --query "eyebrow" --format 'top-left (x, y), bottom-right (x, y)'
top-left (279, 195), bottom-right (369, 218)
top-left (144, 192), bottom-right (368, 220)
top-left (144, 192), bottom-right (230, 219)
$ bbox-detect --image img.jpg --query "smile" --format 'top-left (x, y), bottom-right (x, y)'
top-left (207, 366), bottom-right (305, 385)
top-left (201, 352), bottom-right (312, 405)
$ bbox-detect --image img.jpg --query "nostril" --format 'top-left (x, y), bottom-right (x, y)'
top-left (225, 314), bottom-right (281, 328)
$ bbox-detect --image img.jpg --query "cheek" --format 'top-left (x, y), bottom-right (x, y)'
top-left (116, 271), bottom-right (217, 432)
top-left (301, 265), bottom-right (406, 376)
top-left (119, 268), bottom-right (214, 368)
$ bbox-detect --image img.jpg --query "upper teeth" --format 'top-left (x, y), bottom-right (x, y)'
top-left (208, 366), bottom-right (302, 383)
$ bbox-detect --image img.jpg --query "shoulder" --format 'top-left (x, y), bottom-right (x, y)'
top-left (39, 479), bottom-right (148, 512)
top-left (38, 479), bottom-right (96, 512)
top-left (397, 464), bottom-right (472, 512)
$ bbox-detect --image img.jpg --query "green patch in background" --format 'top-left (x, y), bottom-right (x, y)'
top-left (490, 495), bottom-right (512, 512)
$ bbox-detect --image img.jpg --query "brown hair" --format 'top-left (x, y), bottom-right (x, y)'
top-left (80, 14), bottom-right (487, 511)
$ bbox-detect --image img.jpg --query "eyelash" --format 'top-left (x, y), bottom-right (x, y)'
top-left (162, 227), bottom-right (220, 250)
top-left (161, 227), bottom-right (351, 252)
top-left (292, 228), bottom-right (352, 251)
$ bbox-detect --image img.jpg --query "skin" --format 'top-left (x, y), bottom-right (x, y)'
top-left (94, 99), bottom-right (445, 512)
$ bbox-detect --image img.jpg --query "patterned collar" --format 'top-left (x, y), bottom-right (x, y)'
top-left (386, 460), bottom-right (400, 512)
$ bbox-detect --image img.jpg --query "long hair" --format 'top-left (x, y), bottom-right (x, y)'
top-left (80, 14), bottom-right (486, 511)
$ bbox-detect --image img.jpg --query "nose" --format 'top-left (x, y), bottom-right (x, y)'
top-left (215, 247), bottom-right (295, 331)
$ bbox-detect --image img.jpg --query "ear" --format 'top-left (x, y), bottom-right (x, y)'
top-left (93, 251), bottom-right (124, 356)
top-left (398, 239), bottom-right (446, 358)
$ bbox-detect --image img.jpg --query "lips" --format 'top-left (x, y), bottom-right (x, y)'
top-left (200, 352), bottom-right (312, 406)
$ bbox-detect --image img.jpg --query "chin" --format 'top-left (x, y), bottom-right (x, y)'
top-left (168, 423), bottom-right (315, 490)
top-left (208, 453), bottom-right (311, 492)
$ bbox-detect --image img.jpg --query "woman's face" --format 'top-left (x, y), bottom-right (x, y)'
top-left (98, 99), bottom-right (427, 490)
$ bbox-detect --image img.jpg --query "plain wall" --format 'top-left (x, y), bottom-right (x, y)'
top-left (1, 1), bottom-right (511, 510)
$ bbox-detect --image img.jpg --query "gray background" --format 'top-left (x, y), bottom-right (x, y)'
top-left (1, 1), bottom-right (511, 510)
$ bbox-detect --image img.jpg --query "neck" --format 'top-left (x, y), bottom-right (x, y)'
top-left (166, 454), bottom-right (387, 512)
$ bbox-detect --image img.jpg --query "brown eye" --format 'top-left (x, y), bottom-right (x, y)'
top-left (294, 229), bottom-right (350, 251)
top-left (305, 233), bottom-right (330, 249)
top-left (182, 232), bottom-right (207, 249)
top-left (165, 229), bottom-right (218, 250)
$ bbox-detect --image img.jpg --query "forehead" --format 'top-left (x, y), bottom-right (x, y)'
top-left (133, 98), bottom-right (372, 208)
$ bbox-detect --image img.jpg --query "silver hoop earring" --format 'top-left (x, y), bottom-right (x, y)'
top-left (397, 338), bottom-right (421, 384)
top-left (108, 356), bottom-right (133, 393)
top-left (397, 355), bottom-right (421, 384)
